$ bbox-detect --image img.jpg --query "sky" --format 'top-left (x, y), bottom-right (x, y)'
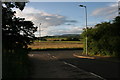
top-left (14, 2), bottom-right (119, 37)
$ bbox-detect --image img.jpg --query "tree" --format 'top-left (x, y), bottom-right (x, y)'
top-left (2, 2), bottom-right (38, 78)
top-left (81, 16), bottom-right (120, 57)
top-left (2, 2), bottom-right (37, 51)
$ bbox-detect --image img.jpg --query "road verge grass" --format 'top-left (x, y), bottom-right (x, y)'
top-left (74, 53), bottom-right (120, 62)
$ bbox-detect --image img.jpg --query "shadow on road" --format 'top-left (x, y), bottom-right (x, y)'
top-left (28, 50), bottom-right (120, 79)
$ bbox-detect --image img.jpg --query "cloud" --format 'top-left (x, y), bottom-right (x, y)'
top-left (14, 7), bottom-right (78, 36)
top-left (15, 7), bottom-right (77, 28)
top-left (91, 3), bottom-right (118, 20)
top-left (34, 26), bottom-right (83, 37)
top-left (42, 26), bottom-right (83, 36)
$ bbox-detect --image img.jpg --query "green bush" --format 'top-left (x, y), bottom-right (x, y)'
top-left (81, 16), bottom-right (120, 57)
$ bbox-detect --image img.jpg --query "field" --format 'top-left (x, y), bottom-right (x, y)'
top-left (28, 41), bottom-right (84, 50)
top-left (45, 38), bottom-right (67, 41)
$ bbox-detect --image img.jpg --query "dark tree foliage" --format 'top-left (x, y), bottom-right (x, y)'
top-left (2, 2), bottom-right (37, 50)
top-left (2, 2), bottom-right (38, 78)
top-left (81, 16), bottom-right (120, 57)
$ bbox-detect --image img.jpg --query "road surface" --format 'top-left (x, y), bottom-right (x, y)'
top-left (28, 50), bottom-right (120, 79)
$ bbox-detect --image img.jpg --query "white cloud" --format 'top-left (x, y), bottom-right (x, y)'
top-left (14, 7), bottom-right (78, 36)
top-left (42, 26), bottom-right (83, 36)
top-left (15, 7), bottom-right (77, 27)
top-left (91, 3), bottom-right (118, 20)
top-left (34, 26), bottom-right (83, 37)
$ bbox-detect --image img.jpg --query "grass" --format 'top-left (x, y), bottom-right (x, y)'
top-left (28, 41), bottom-right (120, 63)
top-left (75, 51), bottom-right (120, 62)
top-left (28, 41), bottom-right (83, 50)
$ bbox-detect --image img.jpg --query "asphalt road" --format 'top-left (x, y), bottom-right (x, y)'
top-left (28, 50), bottom-right (120, 79)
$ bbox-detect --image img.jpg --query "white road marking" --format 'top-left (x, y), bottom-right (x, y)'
top-left (89, 72), bottom-right (106, 80)
top-left (63, 61), bottom-right (80, 70)
top-left (28, 54), bottom-right (34, 57)
top-left (47, 53), bottom-right (57, 59)
top-left (52, 56), bottom-right (57, 59)
top-left (63, 61), bottom-right (106, 80)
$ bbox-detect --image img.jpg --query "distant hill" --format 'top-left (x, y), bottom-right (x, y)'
top-left (36, 34), bottom-right (82, 41)
top-left (59, 34), bottom-right (80, 37)
top-left (43, 34), bottom-right (81, 38)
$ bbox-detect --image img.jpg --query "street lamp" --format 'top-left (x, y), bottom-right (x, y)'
top-left (79, 5), bottom-right (88, 55)
top-left (39, 23), bottom-right (41, 42)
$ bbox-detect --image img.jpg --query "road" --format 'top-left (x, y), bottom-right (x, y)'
top-left (28, 50), bottom-right (120, 79)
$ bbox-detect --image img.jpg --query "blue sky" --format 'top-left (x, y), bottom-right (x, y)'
top-left (15, 2), bottom-right (118, 37)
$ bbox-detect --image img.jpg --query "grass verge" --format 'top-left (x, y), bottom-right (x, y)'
top-left (74, 52), bottom-right (120, 62)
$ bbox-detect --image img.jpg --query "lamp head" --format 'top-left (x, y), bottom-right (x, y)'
top-left (79, 5), bottom-right (84, 7)
top-left (79, 5), bottom-right (86, 8)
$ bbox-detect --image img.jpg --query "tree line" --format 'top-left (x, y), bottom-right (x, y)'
top-left (81, 16), bottom-right (120, 57)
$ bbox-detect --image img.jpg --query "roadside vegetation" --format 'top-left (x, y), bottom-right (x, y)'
top-left (2, 2), bottom-right (120, 78)
top-left (2, 2), bottom-right (37, 78)
top-left (81, 16), bottom-right (120, 57)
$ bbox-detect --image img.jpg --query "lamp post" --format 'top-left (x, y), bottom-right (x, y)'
top-left (79, 5), bottom-right (88, 55)
top-left (39, 23), bottom-right (41, 42)
top-left (118, 1), bottom-right (120, 16)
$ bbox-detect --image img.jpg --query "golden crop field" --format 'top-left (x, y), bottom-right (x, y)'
top-left (28, 41), bottom-right (84, 49)
top-left (45, 38), bottom-right (67, 41)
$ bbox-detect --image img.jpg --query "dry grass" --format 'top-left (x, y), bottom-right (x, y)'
top-left (28, 41), bottom-right (83, 49)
